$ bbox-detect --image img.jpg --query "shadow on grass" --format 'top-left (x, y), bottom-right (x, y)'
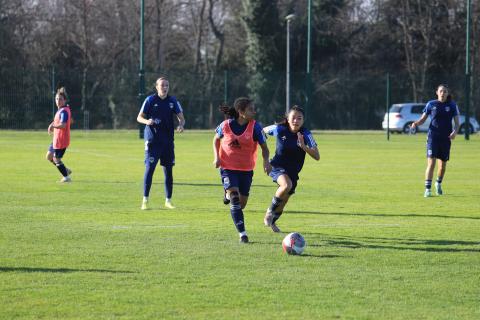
top-left (287, 210), bottom-right (480, 220)
top-left (175, 182), bottom-right (272, 188)
top-left (302, 233), bottom-right (480, 253)
top-left (0, 266), bottom-right (135, 274)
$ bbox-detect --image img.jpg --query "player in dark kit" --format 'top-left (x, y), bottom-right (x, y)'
top-left (411, 84), bottom-right (459, 197)
top-left (263, 106), bottom-right (320, 232)
top-left (137, 77), bottom-right (185, 210)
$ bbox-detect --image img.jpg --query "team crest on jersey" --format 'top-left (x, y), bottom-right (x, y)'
top-left (169, 103), bottom-right (174, 109)
top-left (281, 136), bottom-right (287, 141)
top-left (445, 106), bottom-right (450, 112)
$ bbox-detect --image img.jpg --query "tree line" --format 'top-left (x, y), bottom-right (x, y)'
top-left (1, 0), bottom-right (479, 129)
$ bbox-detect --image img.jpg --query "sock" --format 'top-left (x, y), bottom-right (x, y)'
top-left (425, 179), bottom-right (432, 190)
top-left (272, 211), bottom-right (283, 224)
top-left (143, 159), bottom-right (158, 197)
top-left (55, 161), bottom-right (68, 177)
top-left (269, 196), bottom-right (282, 213)
top-left (436, 176), bottom-right (443, 184)
top-left (163, 166), bottom-right (173, 199)
top-left (229, 193), bottom-right (245, 233)
top-left (143, 196), bottom-right (148, 202)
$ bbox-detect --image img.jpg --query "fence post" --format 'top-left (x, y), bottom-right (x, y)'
top-left (51, 66), bottom-right (56, 117)
top-left (386, 73), bottom-right (391, 141)
top-left (224, 70), bottom-right (228, 103)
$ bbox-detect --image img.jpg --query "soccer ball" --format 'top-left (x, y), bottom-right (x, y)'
top-left (282, 232), bottom-right (306, 255)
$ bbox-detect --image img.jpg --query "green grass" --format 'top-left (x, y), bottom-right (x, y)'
top-left (0, 130), bottom-right (479, 319)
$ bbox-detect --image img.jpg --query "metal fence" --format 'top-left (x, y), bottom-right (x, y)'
top-left (1, 67), bottom-right (478, 130)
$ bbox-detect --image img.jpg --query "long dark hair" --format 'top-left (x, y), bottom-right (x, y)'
top-left (437, 84), bottom-right (452, 102)
top-left (277, 105), bottom-right (305, 127)
top-left (219, 97), bottom-right (253, 120)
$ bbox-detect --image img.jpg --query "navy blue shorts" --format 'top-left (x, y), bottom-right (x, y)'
top-left (145, 141), bottom-right (175, 167)
top-left (48, 143), bottom-right (67, 159)
top-left (269, 166), bottom-right (298, 195)
top-left (220, 169), bottom-right (253, 197)
top-left (426, 138), bottom-right (451, 161)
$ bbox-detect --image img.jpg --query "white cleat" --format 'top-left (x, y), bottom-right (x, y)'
top-left (60, 176), bottom-right (71, 183)
top-left (165, 199), bottom-right (175, 209)
top-left (424, 189), bottom-right (432, 197)
top-left (264, 208), bottom-right (273, 226)
top-left (141, 200), bottom-right (149, 210)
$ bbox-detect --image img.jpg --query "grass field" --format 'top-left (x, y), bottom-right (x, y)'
top-left (1, 130), bottom-right (479, 319)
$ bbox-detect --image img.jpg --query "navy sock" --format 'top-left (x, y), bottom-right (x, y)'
top-left (229, 193), bottom-right (245, 233)
top-left (269, 196), bottom-right (282, 213)
top-left (163, 166), bottom-right (173, 199)
top-left (143, 160), bottom-right (158, 197)
top-left (425, 179), bottom-right (432, 190)
top-left (55, 161), bottom-right (68, 177)
top-left (272, 211), bottom-right (283, 224)
top-left (436, 176), bottom-right (443, 184)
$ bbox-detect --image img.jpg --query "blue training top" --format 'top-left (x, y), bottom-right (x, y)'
top-left (423, 100), bottom-right (459, 139)
top-left (215, 119), bottom-right (266, 144)
top-left (140, 94), bottom-right (183, 144)
top-left (264, 124), bottom-right (317, 175)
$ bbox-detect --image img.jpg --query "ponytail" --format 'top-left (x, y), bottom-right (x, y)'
top-left (56, 87), bottom-right (68, 101)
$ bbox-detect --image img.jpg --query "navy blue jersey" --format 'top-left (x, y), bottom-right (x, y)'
top-left (423, 100), bottom-right (459, 139)
top-left (140, 94), bottom-right (183, 143)
top-left (215, 119), bottom-right (266, 144)
top-left (265, 124), bottom-right (317, 175)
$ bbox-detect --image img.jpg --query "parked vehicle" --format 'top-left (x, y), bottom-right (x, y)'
top-left (382, 103), bottom-right (480, 134)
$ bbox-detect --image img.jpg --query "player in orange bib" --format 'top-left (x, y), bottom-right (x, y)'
top-left (46, 87), bottom-right (72, 182)
top-left (213, 97), bottom-right (272, 243)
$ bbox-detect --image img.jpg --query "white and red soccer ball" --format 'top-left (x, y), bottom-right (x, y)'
top-left (282, 232), bottom-right (306, 255)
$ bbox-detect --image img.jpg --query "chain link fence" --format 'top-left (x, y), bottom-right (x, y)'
top-left (1, 67), bottom-right (478, 130)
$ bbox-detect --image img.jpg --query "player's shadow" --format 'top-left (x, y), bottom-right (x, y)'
top-left (305, 233), bottom-right (480, 253)
top-left (175, 182), bottom-right (271, 188)
top-left (0, 266), bottom-right (135, 274)
top-left (287, 210), bottom-right (480, 220)
top-left (250, 240), bottom-right (348, 259)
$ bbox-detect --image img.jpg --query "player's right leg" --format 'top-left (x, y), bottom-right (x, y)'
top-left (142, 144), bottom-right (159, 210)
top-left (221, 169), bottom-right (248, 243)
top-left (265, 170), bottom-right (292, 231)
top-left (424, 157), bottom-right (435, 197)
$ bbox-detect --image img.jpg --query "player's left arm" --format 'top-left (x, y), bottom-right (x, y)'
top-left (176, 112), bottom-right (185, 132)
top-left (297, 131), bottom-right (320, 161)
top-left (450, 115), bottom-right (460, 140)
top-left (254, 123), bottom-right (272, 174)
top-left (259, 142), bottom-right (272, 174)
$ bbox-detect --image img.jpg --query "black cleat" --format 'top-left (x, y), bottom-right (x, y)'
top-left (240, 235), bottom-right (249, 243)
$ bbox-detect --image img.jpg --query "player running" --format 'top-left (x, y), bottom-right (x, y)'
top-left (137, 77), bottom-right (186, 210)
top-left (213, 97), bottom-right (271, 243)
top-left (263, 106), bottom-right (320, 232)
top-left (46, 87), bottom-right (72, 183)
top-left (411, 84), bottom-right (460, 197)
